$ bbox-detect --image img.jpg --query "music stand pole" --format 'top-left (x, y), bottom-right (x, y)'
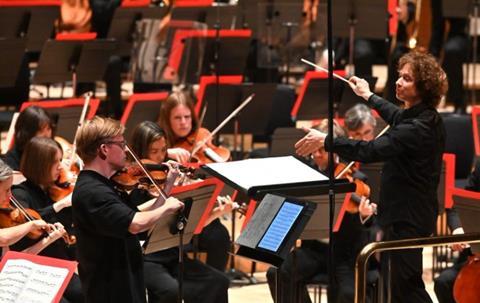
top-left (326, 0), bottom-right (336, 293)
top-left (347, 4), bottom-right (357, 76)
top-left (473, 0), bottom-right (479, 106)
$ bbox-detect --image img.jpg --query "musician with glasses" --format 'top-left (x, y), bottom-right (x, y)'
top-left (72, 116), bottom-right (184, 303)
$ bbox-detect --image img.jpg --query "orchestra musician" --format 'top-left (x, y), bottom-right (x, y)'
top-left (0, 159), bottom-right (65, 254)
top-left (2, 106), bottom-right (53, 171)
top-left (344, 103), bottom-right (377, 141)
top-left (127, 121), bottom-right (230, 303)
top-left (158, 91), bottom-right (230, 164)
top-left (129, 120), bottom-right (231, 271)
top-left (296, 51), bottom-right (447, 303)
top-left (71, 116), bottom-right (183, 303)
top-left (11, 137), bottom-right (83, 303)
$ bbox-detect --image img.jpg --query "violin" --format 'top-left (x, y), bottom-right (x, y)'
top-left (48, 166), bottom-right (75, 202)
top-left (453, 252), bottom-right (480, 303)
top-left (335, 162), bottom-right (371, 214)
top-left (174, 127), bottom-right (230, 164)
top-left (112, 159), bottom-right (170, 191)
top-left (0, 197), bottom-right (44, 240)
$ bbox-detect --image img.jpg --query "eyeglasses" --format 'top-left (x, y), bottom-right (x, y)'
top-left (104, 140), bottom-right (127, 149)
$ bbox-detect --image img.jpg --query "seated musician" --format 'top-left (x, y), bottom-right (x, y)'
top-left (433, 160), bottom-right (479, 303)
top-left (126, 120), bottom-right (230, 303)
top-left (2, 106), bottom-right (53, 171)
top-left (0, 158), bottom-right (65, 254)
top-left (11, 137), bottom-right (83, 303)
top-left (158, 91), bottom-right (229, 164)
top-left (71, 116), bottom-right (183, 303)
top-left (266, 119), bottom-right (377, 303)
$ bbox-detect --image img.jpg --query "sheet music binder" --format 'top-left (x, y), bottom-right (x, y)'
top-left (202, 156), bottom-right (355, 200)
top-left (143, 179), bottom-right (221, 254)
top-left (235, 193), bottom-right (317, 267)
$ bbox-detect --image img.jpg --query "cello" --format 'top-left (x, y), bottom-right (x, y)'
top-left (453, 251), bottom-right (480, 303)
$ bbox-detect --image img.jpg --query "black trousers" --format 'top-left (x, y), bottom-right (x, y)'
top-left (196, 218), bottom-right (230, 272)
top-left (381, 224), bottom-right (432, 303)
top-left (61, 273), bottom-right (84, 303)
top-left (266, 244), bottom-right (328, 303)
top-left (143, 256), bottom-right (229, 303)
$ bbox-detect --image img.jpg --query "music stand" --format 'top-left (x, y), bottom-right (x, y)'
top-left (336, 76), bottom-right (377, 116)
top-left (19, 98), bottom-right (100, 142)
top-left (201, 156), bottom-right (354, 200)
top-left (0, 39), bottom-right (26, 88)
top-left (169, 29), bottom-right (251, 84)
top-left (441, 0), bottom-right (471, 18)
top-left (0, 5), bottom-right (59, 54)
top-left (291, 71), bottom-right (345, 120)
top-left (32, 39), bottom-right (117, 94)
top-left (269, 127), bottom-right (306, 157)
top-left (451, 187), bottom-right (480, 253)
top-left (107, 6), bottom-right (169, 57)
top-left (120, 92), bottom-right (169, 140)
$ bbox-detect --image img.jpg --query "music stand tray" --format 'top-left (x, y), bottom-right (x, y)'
top-left (201, 156), bottom-right (354, 200)
top-left (143, 179), bottom-right (221, 254)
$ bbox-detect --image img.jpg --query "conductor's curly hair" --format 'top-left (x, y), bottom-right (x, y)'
top-left (398, 51), bottom-right (448, 108)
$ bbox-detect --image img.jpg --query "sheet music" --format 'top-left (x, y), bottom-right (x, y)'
top-left (205, 156), bottom-right (328, 191)
top-left (0, 259), bottom-right (69, 303)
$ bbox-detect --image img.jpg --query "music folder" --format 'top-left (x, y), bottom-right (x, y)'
top-left (235, 193), bottom-right (316, 267)
top-left (142, 178), bottom-right (222, 254)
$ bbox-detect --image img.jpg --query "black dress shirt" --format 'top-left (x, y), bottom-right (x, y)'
top-left (326, 94), bottom-right (445, 236)
top-left (72, 170), bottom-right (146, 303)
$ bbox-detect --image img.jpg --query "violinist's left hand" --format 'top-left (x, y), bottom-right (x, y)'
top-left (295, 127), bottom-right (326, 157)
top-left (359, 197), bottom-right (377, 220)
top-left (450, 227), bottom-right (469, 252)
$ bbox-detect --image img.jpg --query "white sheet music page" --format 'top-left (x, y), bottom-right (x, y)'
top-left (205, 156), bottom-right (328, 191)
top-left (0, 259), bottom-right (68, 303)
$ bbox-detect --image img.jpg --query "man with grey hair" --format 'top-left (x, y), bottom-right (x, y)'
top-left (344, 103), bottom-right (377, 141)
top-left (0, 159), bottom-right (65, 251)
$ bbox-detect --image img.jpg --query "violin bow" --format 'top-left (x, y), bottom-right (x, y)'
top-left (191, 93), bottom-right (255, 157)
top-left (335, 125), bottom-right (391, 179)
top-left (69, 91), bottom-right (93, 166)
top-left (186, 102), bottom-right (208, 163)
top-left (125, 144), bottom-right (169, 200)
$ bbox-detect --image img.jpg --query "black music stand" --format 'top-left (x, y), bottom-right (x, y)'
top-left (108, 6), bottom-right (168, 57)
top-left (143, 182), bottom-right (217, 303)
top-left (441, 0), bottom-right (472, 18)
top-left (452, 192), bottom-right (480, 253)
top-left (0, 6), bottom-right (59, 54)
top-left (336, 76), bottom-right (377, 116)
top-left (269, 127), bottom-right (307, 157)
top-left (201, 83), bottom-right (277, 135)
top-left (295, 78), bottom-right (344, 120)
top-left (32, 39), bottom-right (117, 95)
top-left (201, 156), bottom-right (354, 200)
top-left (0, 39), bottom-right (26, 88)
top-left (178, 34), bottom-right (251, 84)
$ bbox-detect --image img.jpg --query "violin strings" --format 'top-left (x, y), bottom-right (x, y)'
top-left (125, 144), bottom-right (168, 200)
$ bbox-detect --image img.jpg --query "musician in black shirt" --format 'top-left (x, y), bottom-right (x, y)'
top-left (72, 116), bottom-right (183, 303)
top-left (296, 51), bottom-right (447, 303)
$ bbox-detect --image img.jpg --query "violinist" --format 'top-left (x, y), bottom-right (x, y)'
top-left (296, 52), bottom-right (447, 303)
top-left (1, 106), bottom-right (53, 171)
top-left (267, 119), bottom-right (377, 303)
top-left (158, 91), bottom-right (229, 164)
top-left (72, 116), bottom-right (183, 303)
top-left (127, 121), bottom-right (230, 303)
top-left (11, 137), bottom-right (83, 303)
top-left (344, 103), bottom-right (376, 141)
top-left (0, 159), bottom-right (65, 254)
